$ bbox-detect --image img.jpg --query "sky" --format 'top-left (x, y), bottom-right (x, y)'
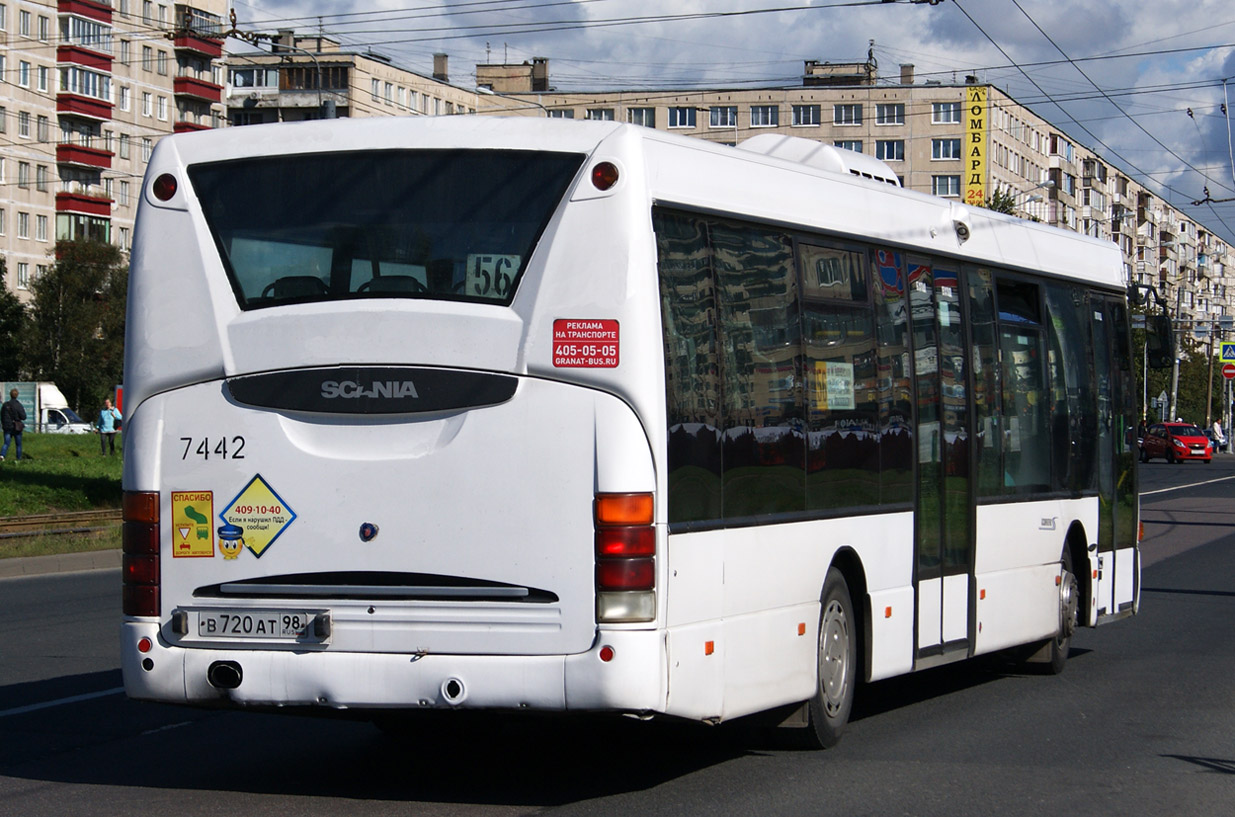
top-left (228, 0), bottom-right (1235, 245)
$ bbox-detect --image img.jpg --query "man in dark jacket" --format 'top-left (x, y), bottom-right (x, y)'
top-left (1, 388), bottom-right (26, 462)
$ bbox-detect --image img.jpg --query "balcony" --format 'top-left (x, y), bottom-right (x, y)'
top-left (56, 143), bottom-right (113, 170)
top-left (173, 75), bottom-right (223, 104)
top-left (56, 190), bottom-right (112, 217)
top-left (57, 94), bottom-right (113, 122)
top-left (57, 44), bottom-right (113, 72)
top-left (173, 120), bottom-right (211, 133)
top-left (173, 33), bottom-right (224, 59)
top-left (58, 0), bottom-right (111, 23)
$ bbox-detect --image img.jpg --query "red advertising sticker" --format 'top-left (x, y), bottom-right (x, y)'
top-left (553, 319), bottom-right (620, 368)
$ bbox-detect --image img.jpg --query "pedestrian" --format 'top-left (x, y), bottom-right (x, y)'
top-left (1, 388), bottom-right (26, 462)
top-left (97, 397), bottom-right (122, 456)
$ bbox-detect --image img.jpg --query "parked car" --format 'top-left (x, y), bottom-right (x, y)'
top-left (1140, 422), bottom-right (1212, 463)
top-left (43, 407), bottom-right (93, 434)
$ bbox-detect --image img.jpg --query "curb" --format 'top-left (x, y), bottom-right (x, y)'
top-left (0, 548), bottom-right (121, 579)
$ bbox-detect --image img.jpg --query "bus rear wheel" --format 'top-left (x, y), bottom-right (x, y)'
top-left (802, 567), bottom-right (856, 749)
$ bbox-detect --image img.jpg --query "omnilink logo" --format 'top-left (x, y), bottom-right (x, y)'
top-left (320, 380), bottom-right (420, 399)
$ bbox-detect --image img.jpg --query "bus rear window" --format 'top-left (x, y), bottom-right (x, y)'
top-left (188, 149), bottom-right (584, 309)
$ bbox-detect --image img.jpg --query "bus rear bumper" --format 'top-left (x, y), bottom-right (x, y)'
top-left (122, 620), bottom-right (666, 714)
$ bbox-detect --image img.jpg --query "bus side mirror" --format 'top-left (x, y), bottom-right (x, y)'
top-left (1146, 314), bottom-right (1175, 369)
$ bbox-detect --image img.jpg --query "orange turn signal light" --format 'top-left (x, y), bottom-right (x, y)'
top-left (595, 493), bottom-right (653, 527)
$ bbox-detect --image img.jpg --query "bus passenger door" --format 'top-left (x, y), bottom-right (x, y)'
top-left (1094, 297), bottom-right (1139, 620)
top-left (909, 259), bottom-right (973, 664)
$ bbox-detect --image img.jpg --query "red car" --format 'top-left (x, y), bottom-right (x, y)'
top-left (1140, 422), bottom-right (1212, 464)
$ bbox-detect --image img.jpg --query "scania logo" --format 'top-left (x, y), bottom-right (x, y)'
top-left (320, 380), bottom-right (420, 399)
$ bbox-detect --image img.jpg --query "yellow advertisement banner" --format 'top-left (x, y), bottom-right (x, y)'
top-left (964, 86), bottom-right (987, 206)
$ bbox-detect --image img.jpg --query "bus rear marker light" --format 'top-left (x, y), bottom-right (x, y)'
top-left (885, 606), bottom-right (892, 618)
top-left (152, 173), bottom-right (178, 201)
top-left (798, 622), bottom-right (806, 636)
top-left (137, 637), bottom-right (152, 653)
top-left (591, 161), bottom-right (619, 190)
top-left (599, 645), bottom-right (615, 662)
top-left (704, 641), bottom-right (714, 656)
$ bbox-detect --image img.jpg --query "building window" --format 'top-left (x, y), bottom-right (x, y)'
top-left (119, 40), bottom-right (130, 64)
top-left (119, 227), bottom-right (130, 250)
top-left (370, 79), bottom-right (379, 101)
top-left (0, 6), bottom-right (7, 31)
top-left (37, 65), bottom-right (48, 92)
top-left (833, 140), bottom-right (862, 152)
top-left (142, 92), bottom-right (152, 116)
top-left (17, 212), bottom-right (29, 238)
top-left (36, 214), bottom-right (47, 242)
top-left (17, 162), bottom-right (28, 188)
top-left (35, 164), bottom-right (47, 191)
top-left (932, 102), bottom-right (962, 124)
top-left (119, 134), bottom-right (130, 159)
top-left (875, 140), bottom-right (904, 161)
top-left (142, 45), bottom-right (152, 71)
top-left (141, 137), bottom-right (153, 162)
top-left (36, 115), bottom-right (48, 142)
top-left (548, 109), bottom-right (574, 119)
top-left (17, 263), bottom-right (28, 290)
top-left (18, 60), bottom-right (30, 87)
top-left (709, 106), bottom-right (737, 128)
top-left (876, 103), bottom-right (904, 125)
top-left (17, 112), bottom-right (28, 138)
top-left (157, 51), bottom-right (168, 75)
top-left (750, 105), bottom-right (778, 128)
top-left (628, 107), bottom-right (655, 128)
top-left (0, 208), bottom-right (5, 235)
top-left (668, 107), bottom-right (696, 128)
top-left (61, 66), bottom-right (112, 101)
top-left (932, 175), bottom-right (961, 197)
top-left (384, 82), bottom-right (393, 103)
top-left (119, 181), bottom-right (130, 207)
top-left (932, 138), bottom-right (962, 160)
top-left (157, 96), bottom-right (167, 120)
top-left (833, 104), bottom-right (862, 125)
top-left (118, 86), bottom-right (130, 111)
top-left (586, 108), bottom-right (614, 121)
top-left (792, 104), bottom-right (820, 126)
top-left (38, 14), bottom-right (47, 41)
top-left (143, 1), bottom-right (153, 24)
top-left (18, 9), bottom-right (29, 37)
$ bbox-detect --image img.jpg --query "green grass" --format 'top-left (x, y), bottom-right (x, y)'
top-left (0, 432), bottom-right (123, 516)
top-left (1, 524), bottom-right (122, 559)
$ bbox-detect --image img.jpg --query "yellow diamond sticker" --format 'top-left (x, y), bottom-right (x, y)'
top-left (171, 491), bottom-right (214, 558)
top-left (218, 474), bottom-right (297, 559)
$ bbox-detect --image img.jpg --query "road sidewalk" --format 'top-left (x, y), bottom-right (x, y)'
top-left (0, 548), bottom-right (120, 579)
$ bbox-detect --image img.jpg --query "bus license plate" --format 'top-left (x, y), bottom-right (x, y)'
top-left (198, 610), bottom-right (315, 640)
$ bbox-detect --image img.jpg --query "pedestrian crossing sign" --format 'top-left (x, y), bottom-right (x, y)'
top-left (1223, 342), bottom-right (1235, 362)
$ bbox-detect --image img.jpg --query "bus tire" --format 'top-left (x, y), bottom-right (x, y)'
top-left (802, 567), bottom-right (856, 749)
top-left (1043, 546), bottom-right (1079, 675)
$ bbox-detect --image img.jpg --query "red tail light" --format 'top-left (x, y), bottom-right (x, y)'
top-left (595, 492), bottom-right (655, 622)
top-left (123, 491), bottom-right (160, 617)
top-left (597, 557), bottom-right (655, 590)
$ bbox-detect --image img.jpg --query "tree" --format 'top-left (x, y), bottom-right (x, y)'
top-left (23, 239), bottom-right (127, 414)
top-left (977, 187), bottom-right (1018, 215)
top-left (0, 258), bottom-right (29, 380)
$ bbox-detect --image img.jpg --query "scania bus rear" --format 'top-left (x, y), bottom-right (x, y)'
top-left (121, 117), bottom-right (669, 716)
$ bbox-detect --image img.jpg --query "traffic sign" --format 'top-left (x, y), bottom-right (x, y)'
top-left (1222, 341), bottom-right (1235, 362)
top-left (1224, 363), bottom-right (1235, 380)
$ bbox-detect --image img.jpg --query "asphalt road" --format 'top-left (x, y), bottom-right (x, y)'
top-left (2, 457), bottom-right (1234, 816)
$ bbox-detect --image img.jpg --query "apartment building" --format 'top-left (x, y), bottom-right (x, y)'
top-left (0, 0), bottom-right (227, 300)
top-left (225, 34), bottom-right (480, 125)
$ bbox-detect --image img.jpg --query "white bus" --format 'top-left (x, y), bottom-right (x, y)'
top-left (122, 117), bottom-right (1141, 747)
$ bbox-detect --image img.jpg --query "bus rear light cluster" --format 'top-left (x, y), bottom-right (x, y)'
top-left (594, 492), bottom-right (655, 623)
top-left (123, 491), bottom-right (161, 617)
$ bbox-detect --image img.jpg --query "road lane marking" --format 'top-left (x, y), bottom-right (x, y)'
top-left (0, 686), bottom-right (124, 718)
top-left (1141, 474), bottom-right (1235, 497)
